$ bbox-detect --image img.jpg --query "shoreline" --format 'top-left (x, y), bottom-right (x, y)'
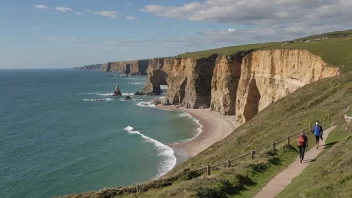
top-left (156, 105), bottom-right (238, 159)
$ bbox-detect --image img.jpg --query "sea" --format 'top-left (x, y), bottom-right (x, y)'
top-left (0, 69), bottom-right (201, 198)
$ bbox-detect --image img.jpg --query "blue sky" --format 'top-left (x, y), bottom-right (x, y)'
top-left (1, 0), bottom-right (351, 68)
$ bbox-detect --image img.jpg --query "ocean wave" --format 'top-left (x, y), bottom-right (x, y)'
top-left (124, 126), bottom-right (176, 177)
top-left (136, 101), bottom-right (156, 108)
top-left (82, 98), bottom-right (114, 102)
top-left (119, 98), bottom-right (143, 102)
top-left (160, 85), bottom-right (168, 90)
top-left (127, 82), bottom-right (145, 85)
top-left (176, 112), bottom-right (203, 143)
top-left (122, 93), bottom-right (135, 96)
top-left (127, 77), bottom-right (145, 80)
top-left (86, 93), bottom-right (113, 96)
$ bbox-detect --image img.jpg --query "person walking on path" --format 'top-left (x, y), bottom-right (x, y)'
top-left (312, 121), bottom-right (323, 149)
top-left (298, 130), bottom-right (308, 163)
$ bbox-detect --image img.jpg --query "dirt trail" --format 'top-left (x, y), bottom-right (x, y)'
top-left (254, 125), bottom-right (337, 198)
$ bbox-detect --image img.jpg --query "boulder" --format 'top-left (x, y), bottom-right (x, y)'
top-left (113, 84), bottom-right (122, 96)
top-left (134, 91), bottom-right (143, 95)
top-left (161, 98), bottom-right (169, 105)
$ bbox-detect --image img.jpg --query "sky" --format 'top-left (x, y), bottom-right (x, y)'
top-left (0, 0), bottom-right (351, 68)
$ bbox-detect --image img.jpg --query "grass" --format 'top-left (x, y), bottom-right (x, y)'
top-left (277, 120), bottom-right (352, 198)
top-left (177, 42), bottom-right (281, 59)
top-left (348, 109), bottom-right (352, 117)
top-left (294, 29), bottom-right (352, 41)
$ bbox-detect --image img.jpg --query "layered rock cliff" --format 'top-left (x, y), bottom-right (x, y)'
top-left (141, 55), bottom-right (218, 108)
top-left (102, 60), bottom-right (150, 75)
top-left (141, 49), bottom-right (339, 121)
top-left (141, 58), bottom-right (169, 95)
top-left (235, 49), bottom-right (339, 123)
top-left (76, 60), bottom-right (150, 75)
top-left (210, 51), bottom-right (252, 115)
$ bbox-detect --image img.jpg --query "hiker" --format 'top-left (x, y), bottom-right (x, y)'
top-left (298, 130), bottom-right (308, 163)
top-left (312, 121), bottom-right (323, 149)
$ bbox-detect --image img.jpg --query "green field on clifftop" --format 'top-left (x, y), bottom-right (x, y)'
top-left (177, 42), bottom-right (281, 59)
top-left (65, 30), bottom-right (352, 198)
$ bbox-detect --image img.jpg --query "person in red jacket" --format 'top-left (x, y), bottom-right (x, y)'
top-left (298, 130), bottom-right (308, 163)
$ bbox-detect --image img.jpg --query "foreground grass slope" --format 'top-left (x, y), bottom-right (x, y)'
top-left (111, 33), bottom-right (352, 198)
top-left (277, 120), bottom-right (352, 198)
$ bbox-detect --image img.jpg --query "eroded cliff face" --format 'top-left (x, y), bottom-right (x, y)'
top-left (210, 52), bottom-right (251, 115)
top-left (141, 56), bottom-right (217, 108)
top-left (169, 56), bottom-right (218, 108)
top-left (141, 58), bottom-right (169, 95)
top-left (102, 60), bottom-right (150, 75)
top-left (236, 49), bottom-right (339, 123)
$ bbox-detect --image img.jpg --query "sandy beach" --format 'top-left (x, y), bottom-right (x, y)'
top-left (157, 105), bottom-right (238, 158)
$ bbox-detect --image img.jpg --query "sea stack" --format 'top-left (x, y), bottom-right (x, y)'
top-left (113, 84), bottom-right (122, 96)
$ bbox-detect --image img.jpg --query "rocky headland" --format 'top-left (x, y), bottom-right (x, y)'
top-left (140, 49), bottom-right (339, 123)
top-left (75, 60), bottom-right (151, 76)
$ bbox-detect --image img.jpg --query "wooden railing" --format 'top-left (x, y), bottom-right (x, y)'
top-left (191, 114), bottom-right (331, 176)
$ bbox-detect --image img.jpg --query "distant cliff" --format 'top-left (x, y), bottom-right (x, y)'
top-left (74, 64), bottom-right (103, 70)
top-left (141, 50), bottom-right (339, 120)
top-left (75, 60), bottom-right (151, 75)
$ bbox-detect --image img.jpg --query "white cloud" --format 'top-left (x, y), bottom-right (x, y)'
top-left (84, 9), bottom-right (119, 18)
top-left (126, 16), bottom-right (136, 20)
top-left (74, 12), bottom-right (84, 16)
top-left (55, 6), bottom-right (73, 12)
top-left (34, 4), bottom-right (50, 9)
top-left (141, 0), bottom-right (352, 45)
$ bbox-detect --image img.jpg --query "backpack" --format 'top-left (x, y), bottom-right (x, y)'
top-left (298, 135), bottom-right (305, 146)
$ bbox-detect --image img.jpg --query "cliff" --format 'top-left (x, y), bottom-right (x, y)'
top-left (141, 56), bottom-right (217, 108)
top-left (141, 49), bottom-right (339, 120)
top-left (75, 64), bottom-right (103, 70)
top-left (235, 49), bottom-right (340, 123)
top-left (210, 51), bottom-right (252, 115)
top-left (102, 60), bottom-right (150, 75)
top-left (75, 60), bottom-right (150, 75)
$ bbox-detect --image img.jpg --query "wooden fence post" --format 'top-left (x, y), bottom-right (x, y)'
top-left (207, 165), bottom-right (211, 176)
top-left (273, 142), bottom-right (276, 150)
top-left (227, 160), bottom-right (231, 168)
top-left (287, 137), bottom-right (290, 145)
top-left (251, 150), bottom-right (255, 159)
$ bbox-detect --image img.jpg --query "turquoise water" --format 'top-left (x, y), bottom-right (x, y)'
top-left (0, 69), bottom-right (199, 198)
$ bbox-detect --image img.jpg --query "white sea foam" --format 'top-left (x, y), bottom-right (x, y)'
top-left (176, 112), bottom-right (203, 143)
top-left (82, 99), bottom-right (95, 102)
top-left (128, 82), bottom-right (145, 85)
top-left (82, 98), bottom-right (114, 102)
top-left (122, 93), bottom-right (135, 96)
top-left (136, 101), bottom-right (156, 108)
top-left (124, 126), bottom-right (176, 177)
top-left (160, 85), bottom-right (168, 90)
top-left (86, 93), bottom-right (113, 96)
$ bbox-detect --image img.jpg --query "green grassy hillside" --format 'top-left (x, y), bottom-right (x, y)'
top-left (177, 42), bottom-right (281, 59)
top-left (294, 29), bottom-right (352, 41)
top-left (277, 122), bottom-right (352, 198)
